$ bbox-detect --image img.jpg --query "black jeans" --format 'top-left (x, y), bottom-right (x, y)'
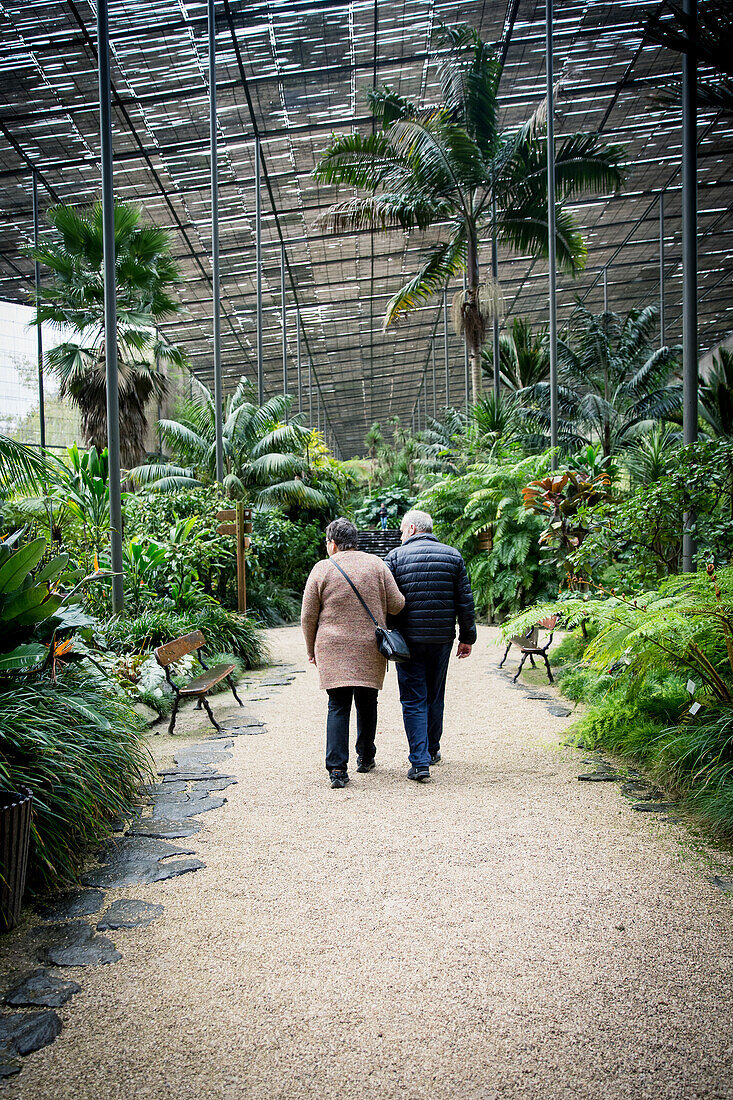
top-left (325, 686), bottom-right (378, 773)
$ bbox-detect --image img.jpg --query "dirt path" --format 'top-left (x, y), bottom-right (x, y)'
top-left (6, 624), bottom-right (733, 1100)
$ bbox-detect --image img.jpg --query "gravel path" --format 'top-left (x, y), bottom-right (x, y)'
top-left (6, 624), bottom-right (733, 1100)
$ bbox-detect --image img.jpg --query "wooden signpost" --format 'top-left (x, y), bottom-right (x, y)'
top-left (216, 504), bottom-right (252, 613)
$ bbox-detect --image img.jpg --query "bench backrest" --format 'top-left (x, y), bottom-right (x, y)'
top-left (155, 630), bottom-right (206, 668)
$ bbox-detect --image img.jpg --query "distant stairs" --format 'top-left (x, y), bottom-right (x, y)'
top-left (356, 529), bottom-right (402, 558)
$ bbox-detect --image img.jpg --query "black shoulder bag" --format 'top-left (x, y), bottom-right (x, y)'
top-left (330, 559), bottom-right (411, 663)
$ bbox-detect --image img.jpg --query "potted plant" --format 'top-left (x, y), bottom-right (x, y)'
top-left (0, 788), bottom-right (33, 932)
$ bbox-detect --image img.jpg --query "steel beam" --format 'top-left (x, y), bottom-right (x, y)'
top-left (682, 0), bottom-right (698, 572)
top-left (209, 0), bottom-right (224, 483)
top-left (31, 171), bottom-right (45, 451)
top-left (96, 0), bottom-right (123, 612)
top-left (492, 196), bottom-right (500, 401)
top-left (443, 291), bottom-right (450, 408)
top-left (255, 135), bottom-right (264, 403)
top-left (546, 0), bottom-right (559, 460)
top-left (281, 241), bottom-right (288, 419)
top-left (297, 315), bottom-right (302, 415)
top-left (659, 193), bottom-right (666, 345)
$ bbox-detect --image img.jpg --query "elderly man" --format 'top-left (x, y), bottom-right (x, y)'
top-left (385, 509), bottom-right (476, 782)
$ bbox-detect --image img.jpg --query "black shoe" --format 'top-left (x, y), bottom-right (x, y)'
top-left (430, 750), bottom-right (441, 765)
top-left (407, 766), bottom-right (431, 783)
top-left (356, 757), bottom-right (375, 773)
top-left (330, 770), bottom-right (350, 789)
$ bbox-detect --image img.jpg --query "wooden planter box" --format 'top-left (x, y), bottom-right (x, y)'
top-left (0, 789), bottom-right (33, 932)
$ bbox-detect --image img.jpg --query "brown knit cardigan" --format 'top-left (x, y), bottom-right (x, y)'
top-left (301, 549), bottom-right (406, 691)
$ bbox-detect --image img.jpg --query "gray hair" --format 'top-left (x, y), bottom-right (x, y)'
top-left (401, 509), bottom-right (433, 533)
top-left (325, 517), bottom-right (358, 550)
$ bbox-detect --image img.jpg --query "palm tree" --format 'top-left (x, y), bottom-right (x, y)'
top-left (130, 377), bottom-right (328, 509)
top-left (556, 304), bottom-right (682, 457)
top-left (30, 202), bottom-right (186, 467)
top-left (700, 346), bottom-right (733, 438)
top-left (482, 317), bottom-right (550, 392)
top-left (0, 436), bottom-right (53, 491)
top-left (313, 23), bottom-right (625, 401)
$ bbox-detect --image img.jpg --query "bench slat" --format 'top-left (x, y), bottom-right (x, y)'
top-left (155, 631), bottom-right (206, 667)
top-left (179, 663), bottom-right (236, 696)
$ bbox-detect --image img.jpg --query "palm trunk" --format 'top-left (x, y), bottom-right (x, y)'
top-left (466, 233), bottom-right (483, 404)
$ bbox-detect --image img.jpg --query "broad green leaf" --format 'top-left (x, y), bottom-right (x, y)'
top-left (0, 538), bottom-right (47, 594)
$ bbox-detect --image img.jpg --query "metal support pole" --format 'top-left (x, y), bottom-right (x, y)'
top-left (317, 392), bottom-right (321, 434)
top-left (96, 0), bottom-right (123, 612)
top-left (281, 241), bottom-right (288, 419)
top-left (209, 0), bottom-right (224, 483)
top-left (255, 135), bottom-right (264, 404)
top-left (308, 358), bottom-right (313, 426)
top-left (682, 0), bottom-right (698, 572)
top-left (32, 170), bottom-right (45, 451)
top-left (463, 268), bottom-right (470, 414)
top-left (659, 193), bottom-right (666, 346)
top-left (603, 267), bottom-right (608, 313)
top-left (296, 316), bottom-right (302, 415)
top-left (492, 196), bottom-right (500, 401)
top-left (443, 290), bottom-right (450, 408)
top-left (431, 336), bottom-right (437, 417)
top-left (546, 0), bottom-right (559, 461)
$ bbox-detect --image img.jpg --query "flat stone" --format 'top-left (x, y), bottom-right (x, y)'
top-left (82, 837), bottom-right (197, 889)
top-left (578, 771), bottom-right (620, 782)
top-left (35, 890), bottom-right (105, 921)
top-left (709, 875), bottom-right (733, 894)
top-left (174, 750), bottom-right (231, 766)
top-left (97, 900), bottom-right (164, 930)
top-left (127, 819), bottom-right (201, 840)
top-left (220, 724), bottom-right (266, 737)
top-left (154, 858), bottom-right (205, 882)
top-left (632, 801), bottom-right (676, 813)
top-left (0, 1057), bottom-right (21, 1078)
top-left (525, 692), bottom-right (551, 700)
top-left (152, 795), bottom-right (227, 821)
top-left (0, 1011), bottom-right (62, 1057)
top-left (546, 705), bottom-right (572, 717)
top-left (158, 768), bottom-right (219, 780)
top-left (189, 777), bottom-right (237, 793)
top-left (621, 781), bottom-right (661, 801)
top-left (4, 970), bottom-right (81, 1008)
top-left (43, 921), bottom-right (121, 967)
top-left (132, 702), bottom-right (159, 724)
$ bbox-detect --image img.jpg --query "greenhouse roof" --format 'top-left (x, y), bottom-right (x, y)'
top-left (1, 0), bottom-right (732, 455)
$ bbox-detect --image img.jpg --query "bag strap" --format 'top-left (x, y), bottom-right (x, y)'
top-left (330, 559), bottom-right (380, 628)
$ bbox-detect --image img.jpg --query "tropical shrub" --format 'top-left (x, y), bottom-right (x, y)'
top-left (0, 673), bottom-right (152, 892)
top-left (130, 378), bottom-right (328, 510)
top-left (568, 439), bottom-right (733, 585)
top-left (352, 486), bottom-right (416, 529)
top-left (417, 452), bottom-right (557, 618)
top-left (99, 604), bottom-right (268, 668)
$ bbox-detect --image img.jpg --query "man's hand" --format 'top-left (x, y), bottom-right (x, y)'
top-left (309, 655), bottom-right (317, 666)
top-left (457, 643), bottom-right (472, 659)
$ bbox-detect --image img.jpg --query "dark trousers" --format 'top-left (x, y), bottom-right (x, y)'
top-left (396, 641), bottom-right (453, 766)
top-left (325, 686), bottom-right (378, 772)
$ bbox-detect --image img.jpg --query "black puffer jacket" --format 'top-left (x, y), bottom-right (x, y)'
top-left (385, 533), bottom-right (477, 645)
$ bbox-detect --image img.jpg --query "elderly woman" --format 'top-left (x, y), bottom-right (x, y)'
top-left (301, 517), bottom-right (405, 788)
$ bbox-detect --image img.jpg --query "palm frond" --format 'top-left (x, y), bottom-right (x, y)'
top-left (384, 231), bottom-right (466, 327)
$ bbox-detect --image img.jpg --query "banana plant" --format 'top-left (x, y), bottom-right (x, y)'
top-left (0, 533), bottom-right (102, 675)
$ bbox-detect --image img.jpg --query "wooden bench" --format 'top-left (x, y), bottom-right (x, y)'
top-left (155, 630), bottom-right (244, 735)
top-left (498, 616), bottom-right (558, 684)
